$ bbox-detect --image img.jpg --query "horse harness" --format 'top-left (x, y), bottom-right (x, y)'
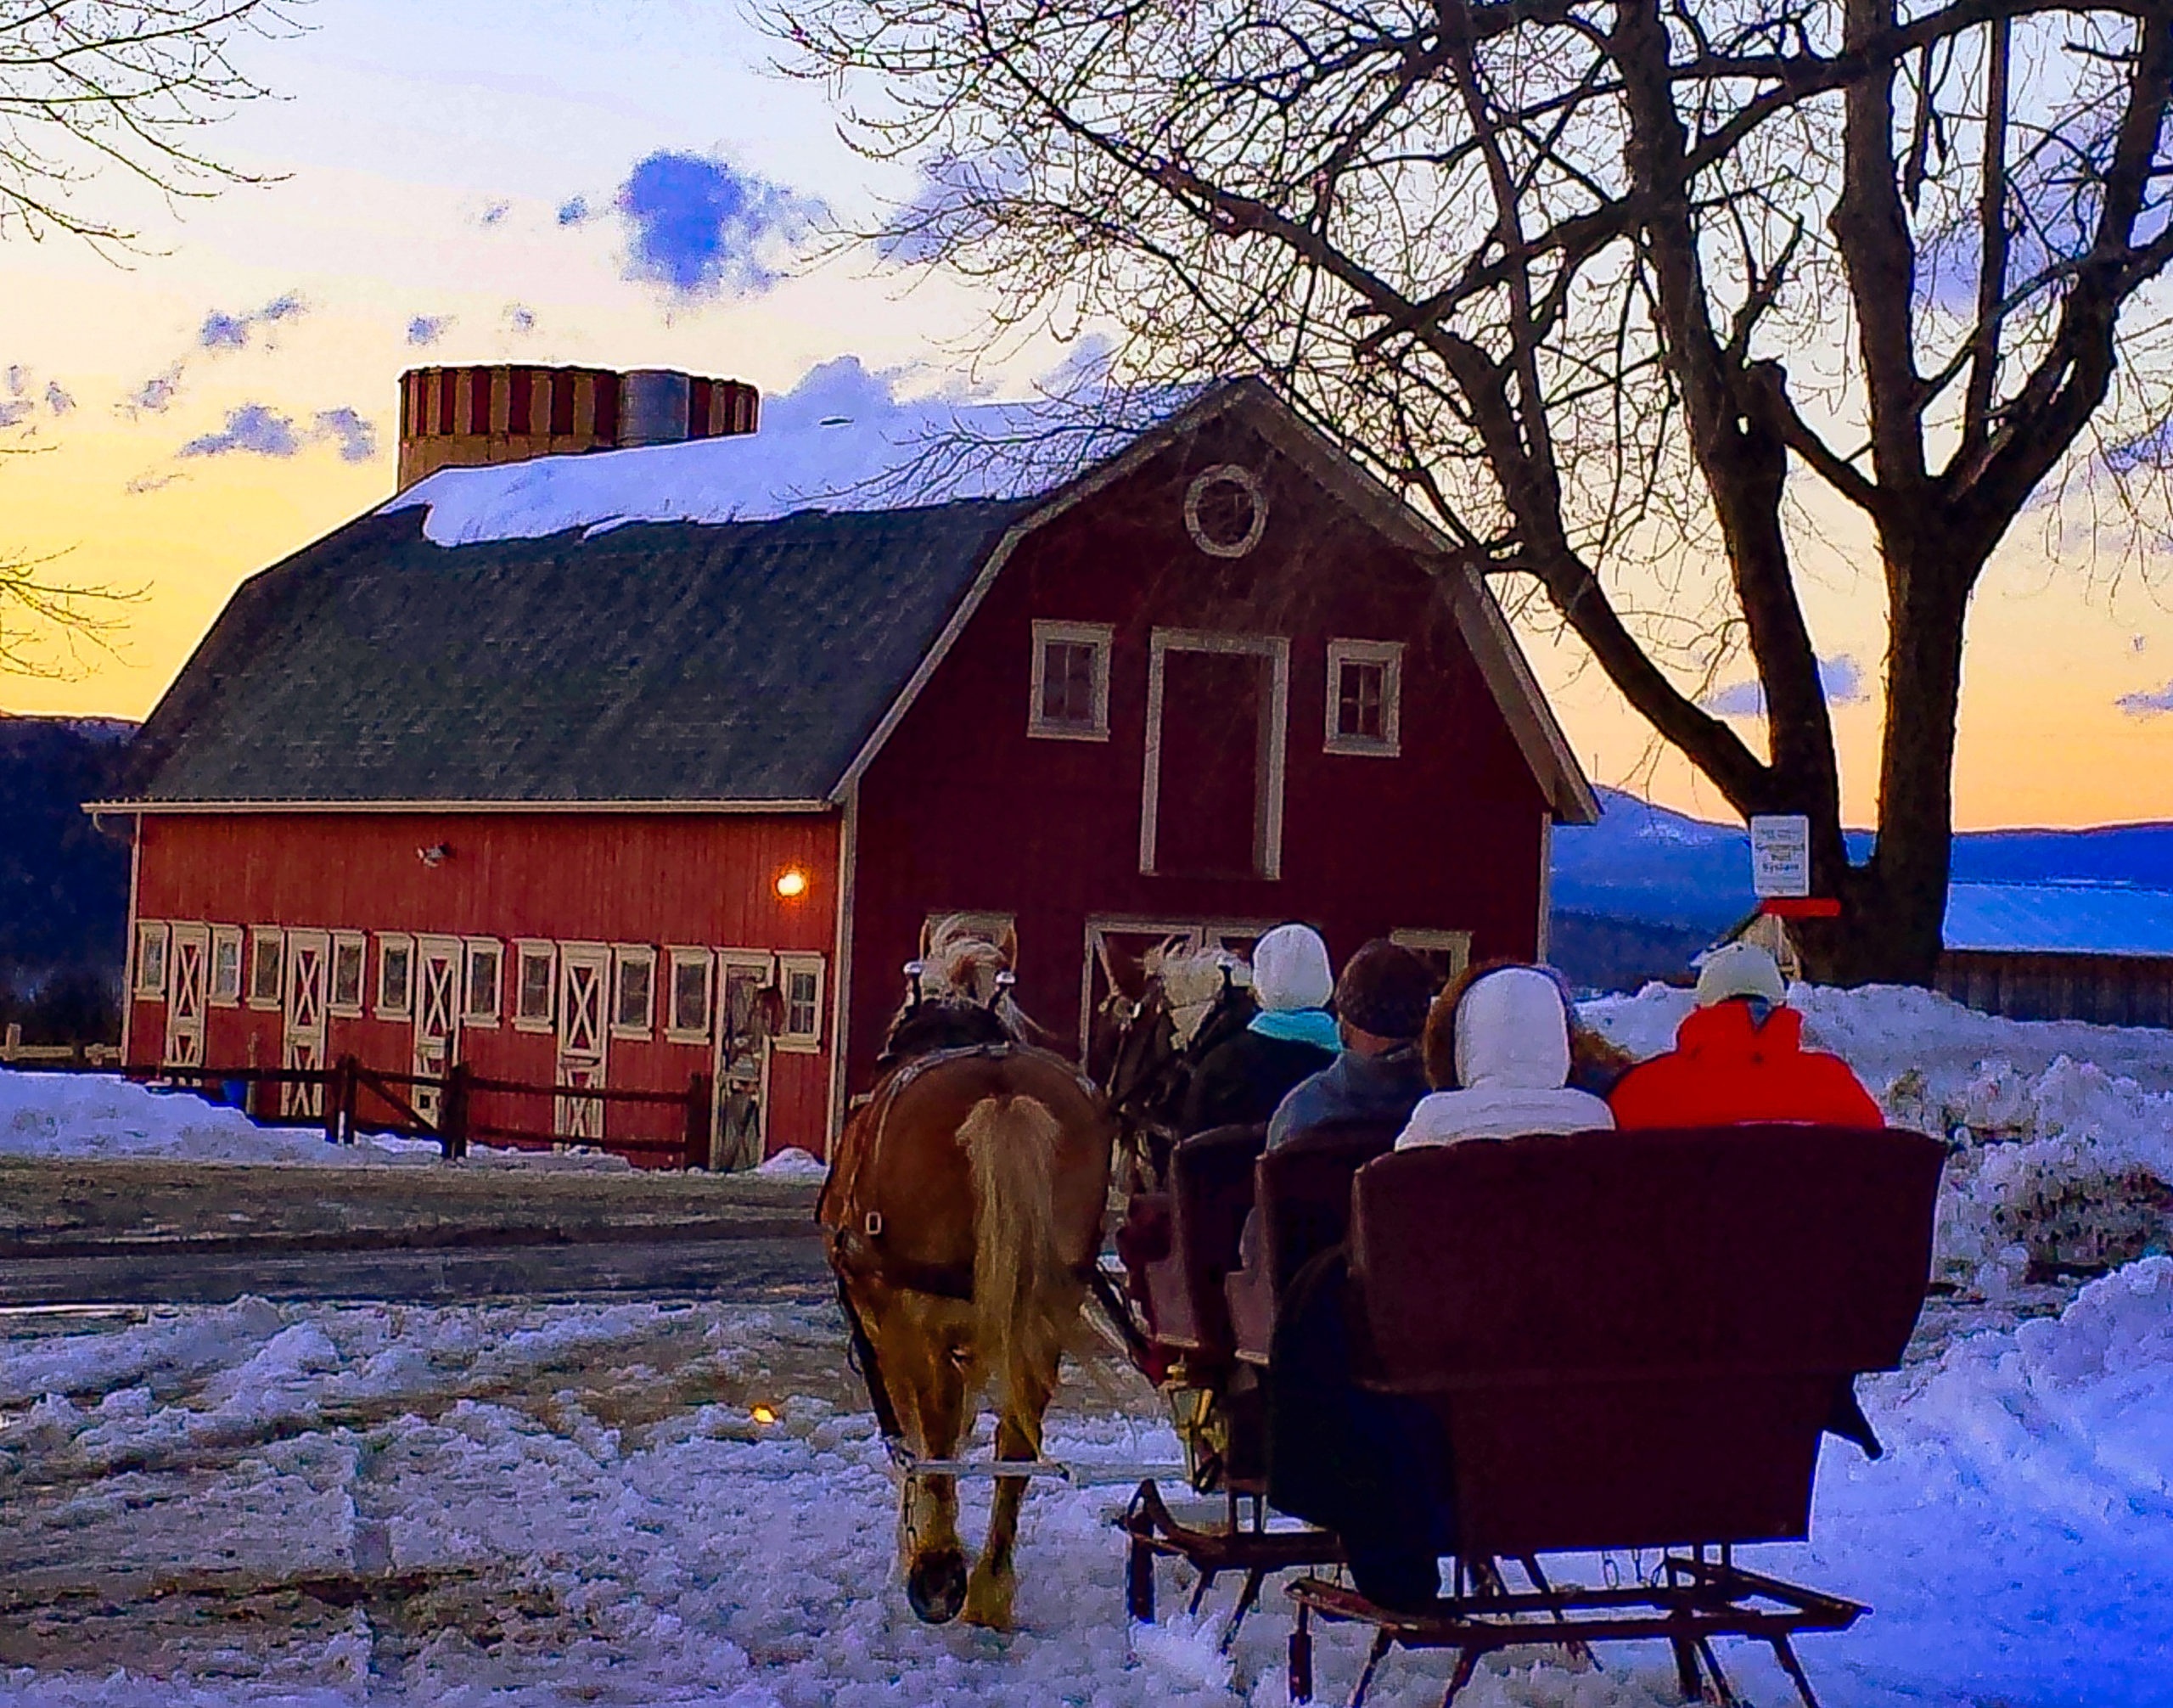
top-left (824, 1035), bottom-right (1137, 1444)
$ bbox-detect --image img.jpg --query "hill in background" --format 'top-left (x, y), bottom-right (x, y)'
top-left (1549, 788), bottom-right (2173, 991)
top-left (0, 715), bottom-right (134, 1042)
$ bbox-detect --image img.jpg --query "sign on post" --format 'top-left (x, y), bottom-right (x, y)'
top-left (1749, 814), bottom-right (1811, 900)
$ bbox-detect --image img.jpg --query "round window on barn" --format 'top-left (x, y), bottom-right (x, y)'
top-left (1183, 464), bottom-right (1268, 559)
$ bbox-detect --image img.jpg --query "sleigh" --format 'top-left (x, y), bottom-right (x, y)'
top-left (1119, 1117), bottom-right (1402, 1640)
top-left (1283, 1122), bottom-right (1946, 1707)
top-left (1115, 1119), bottom-right (1944, 1702)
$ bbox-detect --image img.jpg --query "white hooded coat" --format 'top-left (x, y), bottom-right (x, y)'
top-left (1395, 967), bottom-right (1614, 1148)
top-left (1249, 924), bottom-right (1335, 1013)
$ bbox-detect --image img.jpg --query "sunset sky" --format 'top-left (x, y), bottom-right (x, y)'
top-left (5, 0), bottom-right (2171, 831)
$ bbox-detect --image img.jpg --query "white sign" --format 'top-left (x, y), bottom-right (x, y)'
top-left (1749, 813), bottom-right (1811, 898)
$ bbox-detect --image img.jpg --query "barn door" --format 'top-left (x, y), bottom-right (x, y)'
top-left (1141, 632), bottom-right (1289, 881)
top-left (555, 943), bottom-right (610, 1141)
top-left (711, 952), bottom-right (777, 1170)
top-left (411, 935), bottom-right (463, 1124)
top-left (282, 929), bottom-right (330, 1118)
top-left (164, 924), bottom-right (209, 1069)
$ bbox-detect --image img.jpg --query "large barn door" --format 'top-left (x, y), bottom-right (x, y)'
top-left (711, 952), bottom-right (777, 1170)
top-left (164, 924), bottom-right (209, 1069)
top-left (282, 929), bottom-right (330, 1118)
top-left (556, 943), bottom-right (610, 1142)
top-left (411, 935), bottom-right (463, 1124)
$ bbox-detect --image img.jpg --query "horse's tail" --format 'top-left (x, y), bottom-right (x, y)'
top-left (959, 1093), bottom-right (1068, 1417)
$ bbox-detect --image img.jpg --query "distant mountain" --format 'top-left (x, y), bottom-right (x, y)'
top-left (0, 714), bottom-right (136, 1037)
top-left (1552, 786), bottom-right (2173, 940)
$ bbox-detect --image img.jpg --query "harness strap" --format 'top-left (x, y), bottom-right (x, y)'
top-left (834, 1269), bottom-right (903, 1442)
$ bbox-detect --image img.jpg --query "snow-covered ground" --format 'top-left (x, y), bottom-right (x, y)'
top-left (0, 1070), bottom-right (629, 1171)
top-left (0, 1264), bottom-right (2165, 1706)
top-left (1, 986), bottom-right (2166, 1703)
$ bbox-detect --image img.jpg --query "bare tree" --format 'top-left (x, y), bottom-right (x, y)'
top-left (3, 0), bottom-right (295, 245)
top-left (769, 0), bottom-right (2173, 984)
top-left (3, 0), bottom-right (295, 676)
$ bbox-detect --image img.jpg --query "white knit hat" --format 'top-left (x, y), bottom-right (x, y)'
top-left (1694, 941), bottom-right (1787, 1008)
top-left (1249, 924), bottom-right (1334, 1013)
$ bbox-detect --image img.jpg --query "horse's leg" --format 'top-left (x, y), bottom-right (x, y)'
top-left (884, 1290), bottom-right (974, 1625)
top-left (962, 1317), bottom-right (1062, 1628)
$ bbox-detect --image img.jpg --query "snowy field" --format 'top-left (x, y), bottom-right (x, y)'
top-left (0, 1270), bottom-right (2165, 1707)
top-left (0, 986), bottom-right (2167, 1704)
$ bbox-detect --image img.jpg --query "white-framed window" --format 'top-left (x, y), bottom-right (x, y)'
top-left (1389, 929), bottom-right (1473, 992)
top-left (133, 921), bottom-right (170, 1000)
top-left (1325, 638), bottom-right (1404, 756)
top-left (1028, 620), bottom-right (1114, 741)
top-left (328, 932), bottom-right (368, 1016)
top-left (247, 927), bottom-right (284, 1009)
top-left (514, 941), bottom-right (557, 1032)
top-left (666, 948), bottom-right (714, 1043)
top-left (611, 946), bottom-right (657, 1038)
top-left (776, 953), bottom-right (826, 1051)
top-left (375, 933), bottom-right (415, 1020)
top-left (209, 925), bottom-right (244, 1006)
top-left (463, 938), bottom-right (503, 1026)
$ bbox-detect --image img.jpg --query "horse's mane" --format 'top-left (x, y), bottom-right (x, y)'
top-left (1146, 943), bottom-right (1251, 1049)
top-left (898, 914), bottom-right (1037, 1046)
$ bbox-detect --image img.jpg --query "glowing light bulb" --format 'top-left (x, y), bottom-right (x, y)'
top-left (750, 1403), bottom-right (778, 1425)
top-left (774, 868), bottom-right (808, 899)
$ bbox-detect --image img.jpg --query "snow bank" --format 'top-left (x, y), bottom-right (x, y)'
top-left (0, 1265), bottom-right (2168, 1705)
top-left (0, 1069), bottom-right (630, 1170)
top-left (1582, 984), bottom-right (2173, 1296)
top-left (755, 1146), bottom-right (828, 1180)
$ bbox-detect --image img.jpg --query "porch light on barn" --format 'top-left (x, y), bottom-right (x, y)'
top-left (775, 868), bottom-right (809, 900)
top-left (750, 1403), bottom-right (778, 1426)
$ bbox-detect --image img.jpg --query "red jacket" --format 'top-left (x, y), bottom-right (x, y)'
top-left (1608, 1002), bottom-right (1884, 1130)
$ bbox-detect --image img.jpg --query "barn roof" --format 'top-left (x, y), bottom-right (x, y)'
top-left (112, 379), bottom-right (1597, 821)
top-left (121, 499), bottom-right (1035, 807)
top-left (1941, 881), bottom-right (2173, 960)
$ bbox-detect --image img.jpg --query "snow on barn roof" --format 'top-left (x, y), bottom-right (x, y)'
top-left (1942, 880), bottom-right (2173, 960)
top-left (381, 359), bottom-right (1129, 545)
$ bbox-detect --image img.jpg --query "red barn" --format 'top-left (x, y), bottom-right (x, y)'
top-left (102, 374), bottom-right (1596, 1162)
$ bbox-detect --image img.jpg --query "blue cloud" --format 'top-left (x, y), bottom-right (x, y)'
top-left (504, 303), bottom-right (536, 334)
top-left (44, 380), bottom-right (73, 416)
top-left (480, 199), bottom-right (510, 228)
top-left (198, 292), bottom-right (305, 352)
top-left (179, 404), bottom-right (301, 458)
top-left (0, 400), bottom-right (30, 429)
top-left (615, 151), bottom-right (817, 298)
top-left (1704, 654), bottom-right (1868, 717)
top-left (2117, 679), bottom-right (2173, 717)
top-left (313, 407), bottom-right (377, 463)
top-left (557, 195), bottom-right (593, 227)
top-left (407, 314), bottom-right (452, 347)
top-left (120, 364), bottom-right (185, 417)
top-left (174, 402), bottom-right (380, 463)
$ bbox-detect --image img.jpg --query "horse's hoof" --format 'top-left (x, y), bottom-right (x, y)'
top-left (960, 1570), bottom-right (1014, 1630)
top-left (907, 1548), bottom-right (969, 1624)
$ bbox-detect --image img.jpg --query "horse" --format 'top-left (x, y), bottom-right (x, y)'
top-left (1087, 938), bottom-right (1256, 1191)
top-left (819, 917), bottom-right (1114, 1628)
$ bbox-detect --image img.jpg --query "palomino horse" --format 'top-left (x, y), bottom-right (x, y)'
top-left (820, 919), bottom-right (1113, 1627)
top-left (1088, 939), bottom-right (1255, 1191)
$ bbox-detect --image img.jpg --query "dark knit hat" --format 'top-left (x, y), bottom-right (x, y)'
top-left (1334, 940), bottom-right (1435, 1041)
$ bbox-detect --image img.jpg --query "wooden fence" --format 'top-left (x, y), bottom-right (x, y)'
top-left (1, 1025), bottom-right (124, 1068)
top-left (17, 1055), bottom-right (716, 1170)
